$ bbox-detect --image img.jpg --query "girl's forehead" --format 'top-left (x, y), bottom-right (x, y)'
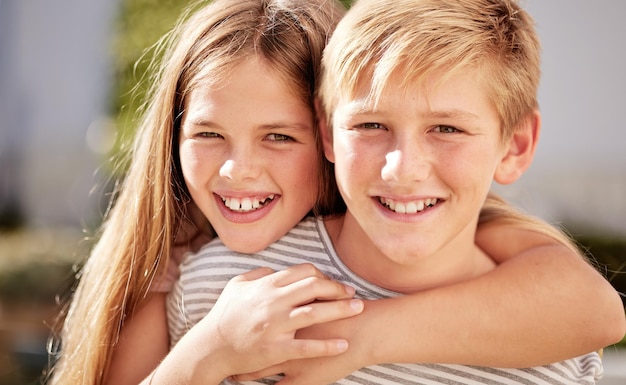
top-left (190, 56), bottom-right (306, 101)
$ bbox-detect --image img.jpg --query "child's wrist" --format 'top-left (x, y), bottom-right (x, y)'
top-left (357, 299), bottom-right (397, 366)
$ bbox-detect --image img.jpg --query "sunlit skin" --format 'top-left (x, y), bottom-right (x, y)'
top-left (179, 57), bottom-right (319, 253)
top-left (322, 69), bottom-right (524, 293)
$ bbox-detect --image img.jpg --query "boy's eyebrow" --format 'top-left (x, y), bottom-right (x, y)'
top-left (342, 100), bottom-right (480, 122)
top-left (339, 99), bottom-right (378, 115)
top-left (425, 109), bottom-right (480, 121)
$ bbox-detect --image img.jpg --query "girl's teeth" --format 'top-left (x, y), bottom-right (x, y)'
top-left (222, 195), bottom-right (275, 212)
top-left (241, 198), bottom-right (252, 211)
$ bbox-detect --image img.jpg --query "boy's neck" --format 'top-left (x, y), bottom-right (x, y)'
top-left (324, 214), bottom-right (496, 294)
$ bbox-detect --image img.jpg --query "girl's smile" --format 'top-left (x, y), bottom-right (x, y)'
top-left (213, 192), bottom-right (280, 224)
top-left (179, 57), bottom-right (320, 254)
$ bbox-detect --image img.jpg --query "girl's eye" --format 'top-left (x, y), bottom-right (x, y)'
top-left (355, 122), bottom-right (385, 130)
top-left (196, 131), bottom-right (222, 139)
top-left (432, 125), bottom-right (461, 133)
top-left (266, 133), bottom-right (293, 142)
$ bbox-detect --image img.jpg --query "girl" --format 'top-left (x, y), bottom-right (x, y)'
top-left (49, 0), bottom-right (625, 384)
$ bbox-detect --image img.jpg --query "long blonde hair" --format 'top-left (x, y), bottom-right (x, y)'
top-left (49, 0), bottom-right (345, 383)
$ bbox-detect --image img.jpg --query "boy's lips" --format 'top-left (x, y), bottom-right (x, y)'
top-left (378, 196), bottom-right (439, 214)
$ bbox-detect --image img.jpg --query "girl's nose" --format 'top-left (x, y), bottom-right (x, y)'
top-left (219, 146), bottom-right (261, 182)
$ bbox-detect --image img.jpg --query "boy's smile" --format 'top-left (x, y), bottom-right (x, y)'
top-left (179, 57), bottom-right (319, 254)
top-left (379, 197), bottom-right (438, 214)
top-left (324, 69), bottom-right (507, 292)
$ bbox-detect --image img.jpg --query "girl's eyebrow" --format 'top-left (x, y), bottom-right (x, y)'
top-left (183, 118), bottom-right (224, 132)
top-left (186, 118), bottom-right (218, 127)
top-left (185, 118), bottom-right (312, 132)
top-left (257, 122), bottom-right (313, 131)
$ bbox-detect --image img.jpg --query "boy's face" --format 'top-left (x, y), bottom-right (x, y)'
top-left (326, 69), bottom-right (511, 266)
top-left (179, 58), bottom-right (319, 253)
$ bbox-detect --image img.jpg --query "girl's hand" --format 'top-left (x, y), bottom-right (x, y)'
top-left (170, 263), bottom-right (364, 383)
top-left (232, 315), bottom-right (365, 385)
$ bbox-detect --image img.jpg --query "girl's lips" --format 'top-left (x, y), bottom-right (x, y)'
top-left (213, 193), bottom-right (280, 223)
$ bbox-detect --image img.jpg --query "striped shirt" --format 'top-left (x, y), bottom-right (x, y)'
top-left (167, 216), bottom-right (603, 384)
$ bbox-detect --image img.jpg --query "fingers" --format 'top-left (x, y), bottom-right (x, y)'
top-left (232, 368), bottom-right (279, 382)
top-left (242, 263), bottom-right (356, 304)
top-left (272, 264), bottom-right (355, 304)
top-left (289, 299), bottom-right (363, 330)
top-left (267, 263), bottom-right (328, 287)
top-left (232, 338), bottom-right (348, 381)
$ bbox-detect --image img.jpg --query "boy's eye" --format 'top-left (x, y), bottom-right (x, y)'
top-left (432, 125), bottom-right (461, 133)
top-left (355, 122), bottom-right (385, 130)
top-left (266, 133), bottom-right (293, 142)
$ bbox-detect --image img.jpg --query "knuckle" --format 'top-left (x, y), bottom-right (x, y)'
top-left (297, 263), bottom-right (318, 276)
top-left (292, 304), bottom-right (317, 321)
top-left (303, 276), bottom-right (326, 294)
top-left (295, 341), bottom-right (315, 357)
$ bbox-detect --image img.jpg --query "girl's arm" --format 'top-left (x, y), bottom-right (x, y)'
top-left (104, 293), bottom-right (170, 385)
top-left (236, 226), bottom-right (625, 384)
top-left (106, 265), bottom-right (363, 385)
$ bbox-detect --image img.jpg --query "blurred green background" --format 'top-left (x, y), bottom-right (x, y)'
top-left (0, 0), bottom-right (624, 384)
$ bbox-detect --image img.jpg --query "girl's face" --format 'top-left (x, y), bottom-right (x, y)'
top-left (179, 57), bottom-right (319, 253)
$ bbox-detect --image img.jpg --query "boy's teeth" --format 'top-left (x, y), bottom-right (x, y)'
top-left (380, 197), bottom-right (438, 214)
top-left (223, 195), bottom-right (275, 212)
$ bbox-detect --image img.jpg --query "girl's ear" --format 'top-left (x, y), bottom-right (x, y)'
top-left (494, 110), bottom-right (541, 185)
top-left (315, 98), bottom-right (335, 163)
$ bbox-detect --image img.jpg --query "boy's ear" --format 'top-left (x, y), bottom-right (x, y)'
top-left (494, 110), bottom-right (541, 185)
top-left (315, 98), bottom-right (335, 163)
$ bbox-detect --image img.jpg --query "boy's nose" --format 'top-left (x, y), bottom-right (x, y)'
top-left (381, 147), bottom-right (429, 183)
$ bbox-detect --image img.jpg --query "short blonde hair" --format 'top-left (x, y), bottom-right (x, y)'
top-left (319, 0), bottom-right (541, 141)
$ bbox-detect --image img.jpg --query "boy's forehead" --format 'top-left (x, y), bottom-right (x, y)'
top-left (333, 67), bottom-right (500, 125)
top-left (339, 65), bottom-right (487, 106)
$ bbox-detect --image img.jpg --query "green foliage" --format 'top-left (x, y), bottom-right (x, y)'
top-left (110, 0), bottom-right (188, 165)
